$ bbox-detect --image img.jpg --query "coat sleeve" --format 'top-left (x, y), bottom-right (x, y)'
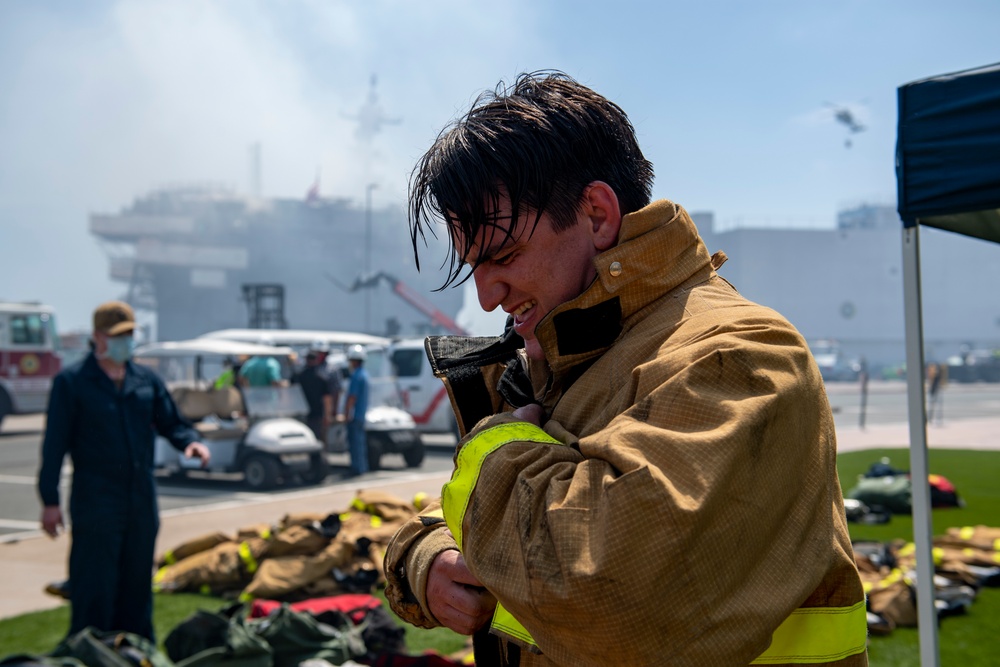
top-left (150, 374), bottom-right (199, 451)
top-left (37, 372), bottom-right (77, 507)
top-left (446, 323), bottom-right (847, 663)
top-left (383, 497), bottom-right (461, 629)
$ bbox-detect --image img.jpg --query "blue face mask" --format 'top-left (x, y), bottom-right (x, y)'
top-left (104, 336), bottom-right (135, 364)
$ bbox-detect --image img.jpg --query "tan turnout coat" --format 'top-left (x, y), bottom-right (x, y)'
top-left (384, 200), bottom-right (867, 666)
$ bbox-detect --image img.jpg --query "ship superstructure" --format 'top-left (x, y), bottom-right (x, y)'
top-left (90, 186), bottom-right (462, 342)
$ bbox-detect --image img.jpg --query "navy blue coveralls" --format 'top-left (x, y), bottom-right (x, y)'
top-left (37, 353), bottom-right (198, 640)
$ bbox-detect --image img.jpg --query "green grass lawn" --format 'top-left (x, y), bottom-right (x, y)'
top-left (0, 448), bottom-right (996, 665)
top-left (839, 448), bottom-right (1000, 667)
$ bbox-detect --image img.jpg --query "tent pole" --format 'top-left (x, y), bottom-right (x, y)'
top-left (901, 223), bottom-right (940, 666)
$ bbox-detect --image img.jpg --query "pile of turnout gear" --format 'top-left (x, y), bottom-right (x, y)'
top-left (845, 457), bottom-right (963, 523)
top-left (2, 490), bottom-right (475, 667)
top-left (855, 525), bottom-right (1000, 636)
top-left (1, 595), bottom-right (472, 666)
top-left (152, 490), bottom-right (420, 602)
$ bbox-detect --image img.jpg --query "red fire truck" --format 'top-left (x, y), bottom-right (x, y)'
top-left (0, 302), bottom-right (61, 427)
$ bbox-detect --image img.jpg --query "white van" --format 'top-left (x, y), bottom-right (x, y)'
top-left (390, 338), bottom-right (457, 436)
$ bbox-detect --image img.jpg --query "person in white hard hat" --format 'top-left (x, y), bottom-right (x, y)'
top-left (338, 344), bottom-right (370, 476)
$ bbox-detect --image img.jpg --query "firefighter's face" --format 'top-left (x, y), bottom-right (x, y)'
top-left (456, 183), bottom-right (621, 362)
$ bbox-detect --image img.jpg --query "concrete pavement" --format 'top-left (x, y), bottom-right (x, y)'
top-left (0, 411), bottom-right (996, 622)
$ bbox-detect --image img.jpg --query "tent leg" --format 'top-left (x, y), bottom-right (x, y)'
top-left (901, 223), bottom-right (940, 667)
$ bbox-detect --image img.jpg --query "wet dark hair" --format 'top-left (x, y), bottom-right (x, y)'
top-left (409, 70), bottom-right (654, 289)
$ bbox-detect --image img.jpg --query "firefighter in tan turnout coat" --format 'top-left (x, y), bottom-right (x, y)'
top-left (384, 72), bottom-right (867, 666)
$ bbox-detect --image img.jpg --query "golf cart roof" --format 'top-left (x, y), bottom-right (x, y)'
top-left (134, 339), bottom-right (295, 359)
top-left (198, 328), bottom-right (391, 348)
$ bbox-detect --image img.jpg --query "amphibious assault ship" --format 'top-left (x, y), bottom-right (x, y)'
top-left (91, 191), bottom-right (1000, 375)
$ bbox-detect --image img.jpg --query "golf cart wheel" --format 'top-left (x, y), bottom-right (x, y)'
top-left (301, 452), bottom-right (330, 485)
top-left (403, 439), bottom-right (426, 468)
top-left (244, 454), bottom-right (280, 490)
top-left (367, 435), bottom-right (383, 472)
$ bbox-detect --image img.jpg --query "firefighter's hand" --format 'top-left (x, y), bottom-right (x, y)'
top-left (512, 402), bottom-right (545, 427)
top-left (184, 442), bottom-right (211, 468)
top-left (41, 505), bottom-right (64, 539)
top-left (427, 548), bottom-right (496, 635)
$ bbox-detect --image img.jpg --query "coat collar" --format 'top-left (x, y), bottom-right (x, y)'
top-left (533, 199), bottom-right (716, 375)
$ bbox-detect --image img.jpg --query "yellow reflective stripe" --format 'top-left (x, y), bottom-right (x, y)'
top-left (933, 547), bottom-right (943, 565)
top-left (751, 601), bottom-right (868, 664)
top-left (960, 526), bottom-right (975, 540)
top-left (259, 527), bottom-right (272, 540)
top-left (442, 422), bottom-right (561, 550)
top-left (339, 512), bottom-right (351, 522)
top-left (199, 584), bottom-right (211, 595)
top-left (370, 516), bottom-right (383, 528)
top-left (878, 568), bottom-right (912, 588)
top-left (163, 550), bottom-right (176, 565)
top-left (351, 497), bottom-right (366, 512)
top-left (897, 542), bottom-right (915, 558)
top-left (238, 591), bottom-right (253, 602)
top-left (413, 491), bottom-right (429, 510)
top-left (994, 538), bottom-right (1000, 552)
top-left (492, 603), bottom-right (538, 648)
top-left (491, 599), bottom-right (868, 662)
top-left (238, 541), bottom-right (258, 574)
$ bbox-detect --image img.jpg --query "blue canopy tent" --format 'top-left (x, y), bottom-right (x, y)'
top-left (896, 62), bottom-right (1000, 666)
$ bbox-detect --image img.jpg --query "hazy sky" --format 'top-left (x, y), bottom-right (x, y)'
top-left (1, 0), bottom-right (998, 332)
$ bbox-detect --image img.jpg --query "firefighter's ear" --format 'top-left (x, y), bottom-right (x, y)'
top-left (581, 181), bottom-right (621, 251)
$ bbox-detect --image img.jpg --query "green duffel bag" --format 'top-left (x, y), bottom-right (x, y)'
top-left (846, 474), bottom-right (912, 515)
top-left (49, 628), bottom-right (173, 667)
top-left (250, 604), bottom-right (366, 667)
top-left (165, 607), bottom-right (272, 667)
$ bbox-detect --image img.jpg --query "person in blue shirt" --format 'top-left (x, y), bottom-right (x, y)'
top-left (238, 354), bottom-right (284, 387)
top-left (37, 301), bottom-right (209, 641)
top-left (339, 344), bottom-right (370, 476)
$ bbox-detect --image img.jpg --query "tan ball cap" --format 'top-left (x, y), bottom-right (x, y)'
top-left (93, 300), bottom-right (136, 336)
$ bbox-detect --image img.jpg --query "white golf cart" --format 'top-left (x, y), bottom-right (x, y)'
top-left (134, 338), bottom-right (328, 490)
top-left (198, 328), bottom-right (425, 471)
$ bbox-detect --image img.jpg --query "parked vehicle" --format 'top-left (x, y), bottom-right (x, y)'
top-left (809, 339), bottom-right (862, 382)
top-left (390, 337), bottom-right (457, 436)
top-left (198, 328), bottom-right (401, 408)
top-left (134, 339), bottom-right (326, 490)
top-left (946, 348), bottom-right (1000, 383)
top-left (0, 301), bottom-right (61, 428)
top-left (198, 329), bottom-right (424, 470)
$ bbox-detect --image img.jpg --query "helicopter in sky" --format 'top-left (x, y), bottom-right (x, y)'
top-left (826, 103), bottom-right (866, 148)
